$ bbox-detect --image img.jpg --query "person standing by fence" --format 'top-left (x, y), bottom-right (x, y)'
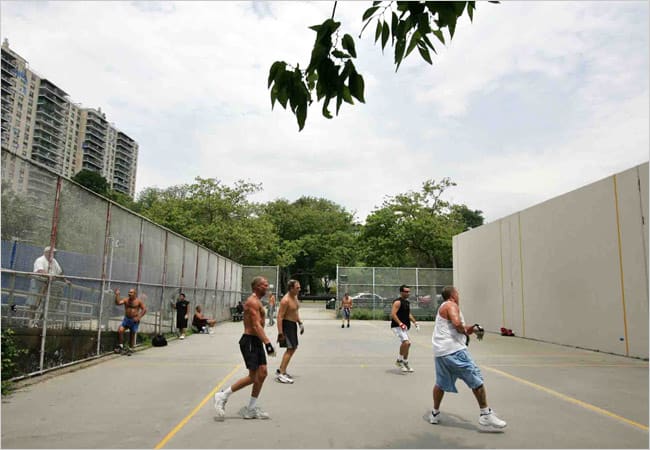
top-left (267, 287), bottom-right (276, 327)
top-left (171, 292), bottom-right (190, 339)
top-left (340, 293), bottom-right (352, 328)
top-left (114, 288), bottom-right (147, 355)
top-left (27, 246), bottom-right (71, 325)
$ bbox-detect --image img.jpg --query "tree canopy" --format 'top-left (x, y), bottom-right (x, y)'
top-left (131, 176), bottom-right (482, 294)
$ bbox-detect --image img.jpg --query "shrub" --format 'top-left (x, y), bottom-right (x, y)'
top-left (2, 328), bottom-right (27, 395)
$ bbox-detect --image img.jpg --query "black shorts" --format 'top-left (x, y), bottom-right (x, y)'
top-left (176, 315), bottom-right (188, 329)
top-left (282, 320), bottom-right (299, 349)
top-left (239, 334), bottom-right (267, 370)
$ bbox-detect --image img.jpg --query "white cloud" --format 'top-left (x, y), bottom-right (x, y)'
top-left (1, 0), bottom-right (647, 226)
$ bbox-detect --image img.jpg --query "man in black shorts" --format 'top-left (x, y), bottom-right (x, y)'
top-left (276, 279), bottom-right (303, 384)
top-left (171, 292), bottom-right (190, 339)
top-left (213, 276), bottom-right (276, 420)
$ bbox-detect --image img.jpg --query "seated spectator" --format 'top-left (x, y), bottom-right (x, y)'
top-left (192, 305), bottom-right (217, 333)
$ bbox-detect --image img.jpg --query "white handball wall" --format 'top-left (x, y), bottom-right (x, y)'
top-left (453, 162), bottom-right (648, 359)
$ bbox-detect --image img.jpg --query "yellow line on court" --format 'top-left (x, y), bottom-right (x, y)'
top-left (154, 363), bottom-right (242, 449)
top-left (483, 365), bottom-right (648, 431)
top-left (412, 340), bottom-right (648, 431)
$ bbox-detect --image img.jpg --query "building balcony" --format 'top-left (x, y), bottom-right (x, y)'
top-left (82, 139), bottom-right (104, 153)
top-left (39, 79), bottom-right (68, 98)
top-left (82, 158), bottom-right (103, 172)
top-left (39, 84), bottom-right (67, 102)
top-left (35, 117), bottom-right (62, 131)
top-left (36, 107), bottom-right (65, 125)
top-left (34, 124), bottom-right (63, 141)
top-left (86, 113), bottom-right (107, 129)
top-left (86, 126), bottom-right (106, 141)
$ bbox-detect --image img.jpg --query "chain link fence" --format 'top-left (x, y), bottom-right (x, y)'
top-left (336, 266), bottom-right (453, 317)
top-left (1, 149), bottom-right (244, 379)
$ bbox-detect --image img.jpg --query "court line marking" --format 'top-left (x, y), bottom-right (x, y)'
top-left (483, 365), bottom-right (648, 431)
top-left (154, 363), bottom-right (242, 449)
top-left (412, 340), bottom-right (648, 431)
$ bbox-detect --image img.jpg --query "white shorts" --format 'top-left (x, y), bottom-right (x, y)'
top-left (392, 327), bottom-right (410, 343)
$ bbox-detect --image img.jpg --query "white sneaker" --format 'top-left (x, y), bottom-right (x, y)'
top-left (276, 373), bottom-right (294, 384)
top-left (478, 409), bottom-right (507, 432)
top-left (180, 334), bottom-right (185, 340)
top-left (239, 406), bottom-right (270, 419)
top-left (402, 361), bottom-right (414, 373)
top-left (213, 391), bottom-right (228, 421)
top-left (395, 359), bottom-right (404, 369)
top-left (428, 411), bottom-right (440, 424)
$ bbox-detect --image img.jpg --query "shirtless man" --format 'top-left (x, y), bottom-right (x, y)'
top-left (276, 279), bottom-right (303, 384)
top-left (340, 293), bottom-right (352, 328)
top-left (114, 288), bottom-right (147, 355)
top-left (213, 276), bottom-right (276, 420)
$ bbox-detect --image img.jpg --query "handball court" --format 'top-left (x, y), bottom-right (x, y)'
top-left (1, 304), bottom-right (648, 449)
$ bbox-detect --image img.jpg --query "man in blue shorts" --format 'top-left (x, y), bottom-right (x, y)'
top-left (430, 285), bottom-right (506, 432)
top-left (114, 288), bottom-right (147, 356)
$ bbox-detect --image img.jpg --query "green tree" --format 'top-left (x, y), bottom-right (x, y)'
top-left (359, 178), bottom-right (478, 268)
top-left (135, 178), bottom-right (284, 265)
top-left (268, 1), bottom-right (497, 130)
top-left (0, 182), bottom-right (37, 241)
top-left (264, 197), bottom-right (360, 293)
top-left (72, 169), bottom-right (109, 196)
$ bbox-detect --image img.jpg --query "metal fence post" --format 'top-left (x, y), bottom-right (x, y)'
top-left (97, 202), bottom-right (112, 356)
top-left (39, 175), bottom-right (63, 373)
top-left (372, 267), bottom-right (376, 314)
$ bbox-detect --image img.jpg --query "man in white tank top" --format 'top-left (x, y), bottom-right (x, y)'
top-left (429, 286), bottom-right (507, 432)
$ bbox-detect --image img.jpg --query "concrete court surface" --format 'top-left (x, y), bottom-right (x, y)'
top-left (1, 303), bottom-right (648, 449)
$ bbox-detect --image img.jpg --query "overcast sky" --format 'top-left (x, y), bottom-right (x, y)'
top-left (2, 1), bottom-right (648, 223)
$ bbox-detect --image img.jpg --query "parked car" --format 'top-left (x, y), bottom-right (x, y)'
top-left (350, 292), bottom-right (386, 308)
top-left (416, 294), bottom-right (443, 310)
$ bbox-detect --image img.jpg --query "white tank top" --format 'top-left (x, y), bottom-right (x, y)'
top-left (432, 301), bottom-right (467, 357)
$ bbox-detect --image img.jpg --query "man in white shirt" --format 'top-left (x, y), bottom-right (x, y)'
top-left (27, 246), bottom-right (70, 324)
top-left (429, 285), bottom-right (507, 432)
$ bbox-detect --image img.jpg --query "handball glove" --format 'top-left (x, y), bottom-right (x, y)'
top-left (265, 342), bottom-right (276, 357)
top-left (473, 324), bottom-right (485, 341)
top-left (299, 322), bottom-right (304, 335)
top-left (415, 323), bottom-right (420, 331)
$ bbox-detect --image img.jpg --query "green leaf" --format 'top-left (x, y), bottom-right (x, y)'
top-left (342, 85), bottom-right (353, 104)
top-left (362, 6), bottom-right (379, 21)
top-left (452, 1), bottom-right (466, 15)
top-left (375, 20), bottom-right (383, 43)
top-left (296, 103), bottom-right (307, 131)
top-left (421, 33), bottom-right (435, 52)
top-left (350, 73), bottom-right (365, 103)
top-left (332, 50), bottom-right (350, 59)
top-left (432, 29), bottom-right (445, 44)
top-left (342, 34), bottom-right (357, 58)
top-left (381, 21), bottom-right (390, 50)
top-left (268, 61), bottom-right (285, 88)
top-left (391, 12), bottom-right (399, 40)
top-left (467, 1), bottom-right (475, 21)
top-left (418, 44), bottom-right (433, 65)
top-left (322, 97), bottom-right (333, 119)
top-left (372, 0), bottom-right (382, 5)
top-left (405, 30), bottom-right (421, 58)
top-left (394, 38), bottom-right (406, 70)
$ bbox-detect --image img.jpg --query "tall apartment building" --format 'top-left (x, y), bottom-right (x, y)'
top-left (1, 39), bottom-right (138, 197)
